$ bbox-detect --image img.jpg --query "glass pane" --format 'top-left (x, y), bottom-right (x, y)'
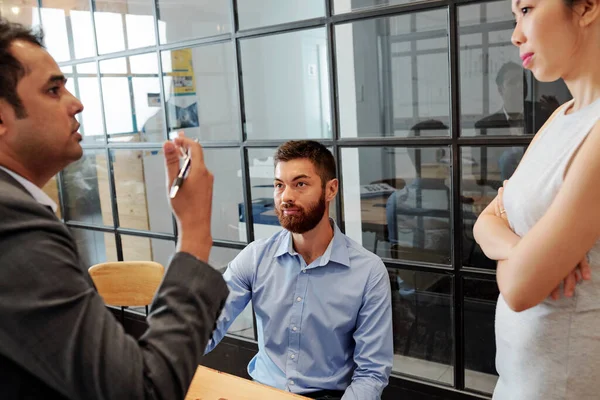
top-left (156, 0), bottom-right (230, 44)
top-left (240, 28), bottom-right (331, 140)
top-left (63, 63), bottom-right (105, 144)
top-left (204, 149), bottom-right (245, 242)
top-left (390, 268), bottom-right (453, 383)
top-left (62, 150), bottom-right (113, 226)
top-left (100, 54), bottom-right (165, 143)
top-left (40, 0), bottom-right (94, 61)
top-left (111, 149), bottom-right (174, 234)
top-left (70, 228), bottom-right (118, 268)
top-left (245, 148), bottom-right (337, 242)
top-left (42, 176), bottom-right (61, 219)
top-left (94, 0), bottom-right (156, 54)
top-left (237, 0), bottom-right (324, 30)
top-left (464, 277), bottom-right (498, 394)
top-left (121, 234), bottom-right (176, 268)
top-left (336, 10), bottom-right (450, 138)
top-left (2, 0), bottom-right (39, 29)
top-left (459, 2), bottom-right (569, 136)
top-left (334, 0), bottom-right (419, 14)
top-left (210, 246), bottom-right (255, 340)
top-left (461, 145), bottom-right (526, 269)
top-left (161, 43), bottom-right (241, 142)
top-left (341, 147), bottom-right (451, 264)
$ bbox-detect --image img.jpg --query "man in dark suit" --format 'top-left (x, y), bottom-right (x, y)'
top-left (474, 61), bottom-right (560, 180)
top-left (474, 61), bottom-right (558, 136)
top-left (0, 18), bottom-right (228, 399)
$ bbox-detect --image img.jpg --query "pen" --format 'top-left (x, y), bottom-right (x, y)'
top-left (169, 138), bottom-right (198, 199)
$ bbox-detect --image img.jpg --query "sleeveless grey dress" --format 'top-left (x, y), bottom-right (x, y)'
top-left (494, 98), bottom-right (600, 400)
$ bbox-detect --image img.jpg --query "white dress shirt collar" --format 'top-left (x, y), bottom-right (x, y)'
top-left (0, 166), bottom-right (58, 212)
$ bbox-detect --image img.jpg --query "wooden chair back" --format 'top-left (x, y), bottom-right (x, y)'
top-left (89, 261), bottom-right (165, 307)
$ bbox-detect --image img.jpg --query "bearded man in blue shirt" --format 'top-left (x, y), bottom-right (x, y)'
top-left (205, 140), bottom-right (393, 400)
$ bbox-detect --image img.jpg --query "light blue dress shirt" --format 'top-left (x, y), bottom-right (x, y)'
top-left (206, 220), bottom-right (393, 399)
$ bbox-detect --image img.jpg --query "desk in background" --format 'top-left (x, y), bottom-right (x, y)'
top-left (185, 366), bottom-right (309, 400)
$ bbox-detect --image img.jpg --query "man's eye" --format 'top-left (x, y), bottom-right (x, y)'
top-left (48, 87), bottom-right (60, 95)
top-left (297, 182), bottom-right (306, 187)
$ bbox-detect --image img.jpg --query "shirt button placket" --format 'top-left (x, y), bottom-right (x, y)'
top-left (287, 266), bottom-right (308, 386)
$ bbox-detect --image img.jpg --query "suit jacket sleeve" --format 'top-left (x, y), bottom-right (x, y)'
top-left (0, 195), bottom-right (229, 400)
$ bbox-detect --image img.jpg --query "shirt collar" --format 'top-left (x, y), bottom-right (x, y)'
top-left (274, 219), bottom-right (351, 268)
top-left (0, 166), bottom-right (58, 212)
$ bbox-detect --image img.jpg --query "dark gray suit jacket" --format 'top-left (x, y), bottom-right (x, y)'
top-left (0, 169), bottom-right (229, 399)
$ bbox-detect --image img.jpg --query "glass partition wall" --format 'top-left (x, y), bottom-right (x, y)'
top-left (8, 0), bottom-right (571, 397)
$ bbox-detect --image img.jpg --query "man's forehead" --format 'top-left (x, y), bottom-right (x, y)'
top-left (11, 40), bottom-right (60, 81)
top-left (275, 159), bottom-right (317, 178)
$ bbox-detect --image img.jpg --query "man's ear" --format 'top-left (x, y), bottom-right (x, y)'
top-left (326, 178), bottom-right (339, 202)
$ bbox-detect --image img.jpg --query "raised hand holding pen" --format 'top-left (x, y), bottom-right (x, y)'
top-left (163, 132), bottom-right (214, 262)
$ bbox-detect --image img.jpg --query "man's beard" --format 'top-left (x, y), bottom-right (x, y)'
top-left (275, 190), bottom-right (327, 234)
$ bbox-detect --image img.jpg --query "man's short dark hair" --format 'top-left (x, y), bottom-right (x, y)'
top-left (495, 61), bottom-right (522, 88)
top-left (0, 18), bottom-right (44, 118)
top-left (274, 140), bottom-right (336, 186)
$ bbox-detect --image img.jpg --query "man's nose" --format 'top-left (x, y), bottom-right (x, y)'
top-left (67, 91), bottom-right (84, 116)
top-left (281, 186), bottom-right (295, 203)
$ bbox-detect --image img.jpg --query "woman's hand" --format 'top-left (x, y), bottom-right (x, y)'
top-left (494, 181), bottom-right (509, 225)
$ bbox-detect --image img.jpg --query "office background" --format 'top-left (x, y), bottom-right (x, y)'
top-left (1, 0), bottom-right (570, 398)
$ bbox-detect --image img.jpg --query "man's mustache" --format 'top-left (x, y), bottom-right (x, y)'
top-left (279, 203), bottom-right (302, 211)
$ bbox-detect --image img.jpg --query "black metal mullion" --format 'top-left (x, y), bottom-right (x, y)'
top-left (332, 0), bottom-right (450, 24)
top-left (105, 146), bottom-right (123, 260)
top-left (324, 0), bottom-right (344, 232)
top-left (449, 2), bottom-right (465, 391)
top-left (35, 0), bottom-right (43, 28)
top-left (229, 0), bottom-right (258, 343)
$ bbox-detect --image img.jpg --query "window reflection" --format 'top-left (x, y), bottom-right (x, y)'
top-left (237, 0), bottom-right (324, 30)
top-left (94, 0), bottom-right (156, 54)
top-left (389, 268), bottom-right (453, 383)
top-left (461, 145), bottom-right (526, 269)
top-left (110, 149), bottom-right (173, 234)
top-left (156, 0), bottom-right (230, 44)
top-left (62, 150), bottom-right (112, 226)
top-left (334, 0), bottom-right (419, 14)
top-left (70, 227), bottom-right (118, 268)
top-left (100, 54), bottom-right (164, 143)
top-left (464, 277), bottom-right (499, 394)
top-left (459, 2), bottom-right (569, 136)
top-left (341, 147), bottom-right (451, 264)
top-left (336, 10), bottom-right (450, 138)
top-left (162, 43), bottom-right (241, 142)
top-left (240, 29), bottom-right (331, 140)
top-left (121, 234), bottom-right (175, 269)
top-left (210, 246), bottom-right (255, 341)
top-left (203, 149), bottom-right (245, 242)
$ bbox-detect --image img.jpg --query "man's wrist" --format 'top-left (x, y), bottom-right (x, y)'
top-left (178, 228), bottom-right (212, 263)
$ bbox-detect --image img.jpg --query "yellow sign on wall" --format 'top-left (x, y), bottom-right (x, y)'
top-left (170, 48), bottom-right (196, 96)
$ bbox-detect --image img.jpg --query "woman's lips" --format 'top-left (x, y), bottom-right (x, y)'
top-left (521, 52), bottom-right (534, 67)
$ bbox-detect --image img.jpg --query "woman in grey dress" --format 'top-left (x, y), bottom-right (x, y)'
top-left (473, 0), bottom-right (600, 398)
